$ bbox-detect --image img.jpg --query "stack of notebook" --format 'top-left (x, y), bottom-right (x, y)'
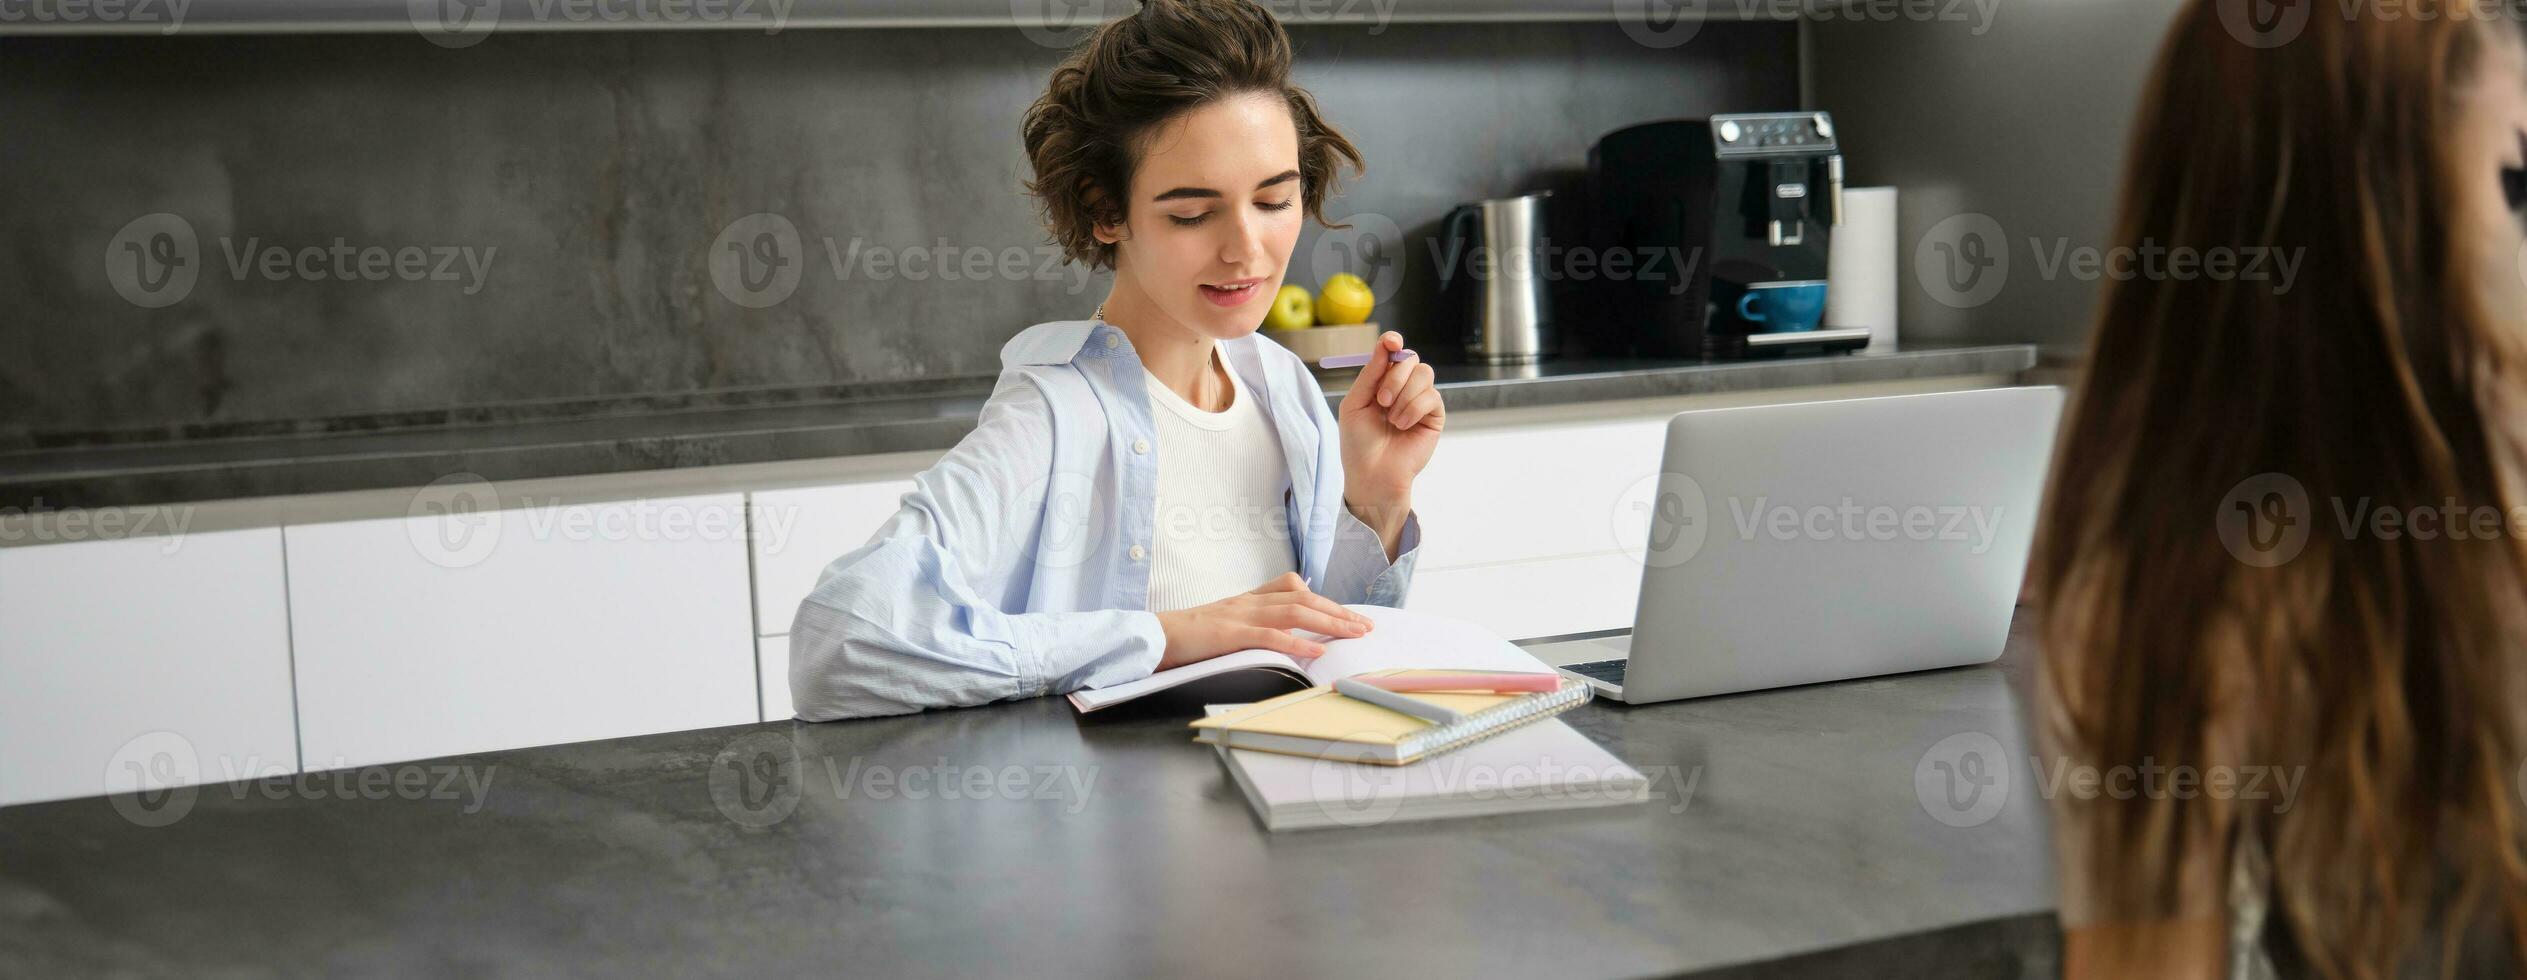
top-left (1162, 606), bottom-right (1649, 831)
top-left (1190, 667), bottom-right (1593, 765)
top-left (1201, 701), bottom-right (1648, 831)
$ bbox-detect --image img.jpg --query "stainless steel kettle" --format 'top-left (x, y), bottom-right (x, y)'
top-left (1437, 191), bottom-right (1556, 365)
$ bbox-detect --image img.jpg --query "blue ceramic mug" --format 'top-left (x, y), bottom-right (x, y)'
top-left (1733, 281), bottom-right (1830, 333)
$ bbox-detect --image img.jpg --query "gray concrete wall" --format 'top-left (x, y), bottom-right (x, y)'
top-left (0, 22), bottom-right (1795, 438)
top-left (1809, 0), bottom-right (2187, 359)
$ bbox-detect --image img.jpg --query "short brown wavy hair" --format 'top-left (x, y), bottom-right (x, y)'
top-left (1020, 0), bottom-right (1365, 271)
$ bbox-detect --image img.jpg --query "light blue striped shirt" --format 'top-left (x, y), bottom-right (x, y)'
top-left (788, 319), bottom-right (1422, 721)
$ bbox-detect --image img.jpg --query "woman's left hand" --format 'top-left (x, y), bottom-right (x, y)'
top-left (1337, 331), bottom-right (1443, 537)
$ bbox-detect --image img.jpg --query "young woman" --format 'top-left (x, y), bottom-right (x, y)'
top-left (787, 0), bottom-right (1442, 721)
top-left (2035, 4), bottom-right (2527, 977)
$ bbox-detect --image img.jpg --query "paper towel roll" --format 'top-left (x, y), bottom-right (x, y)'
top-left (1828, 187), bottom-right (1900, 352)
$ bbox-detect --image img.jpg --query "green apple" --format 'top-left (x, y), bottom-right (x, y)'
top-left (1264, 283), bottom-right (1315, 331)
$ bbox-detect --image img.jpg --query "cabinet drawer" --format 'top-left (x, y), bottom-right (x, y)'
top-left (0, 530), bottom-right (298, 806)
top-left (286, 493), bottom-right (756, 768)
top-left (1411, 416), bottom-right (1672, 570)
top-left (750, 480), bottom-right (917, 636)
top-left (759, 635), bottom-right (793, 722)
top-left (1406, 552), bottom-right (1644, 641)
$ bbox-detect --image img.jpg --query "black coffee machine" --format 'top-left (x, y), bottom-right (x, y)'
top-left (1583, 113), bottom-right (1870, 359)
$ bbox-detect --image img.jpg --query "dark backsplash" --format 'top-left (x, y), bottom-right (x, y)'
top-left (0, 21), bottom-right (1795, 443)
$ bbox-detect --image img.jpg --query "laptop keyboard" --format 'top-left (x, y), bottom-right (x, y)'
top-left (1562, 658), bottom-right (1628, 686)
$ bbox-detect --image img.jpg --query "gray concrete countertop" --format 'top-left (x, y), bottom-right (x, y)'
top-left (0, 612), bottom-right (2059, 979)
top-left (0, 344), bottom-right (2035, 510)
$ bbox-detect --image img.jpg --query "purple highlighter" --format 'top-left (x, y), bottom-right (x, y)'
top-left (1317, 350), bottom-right (1417, 369)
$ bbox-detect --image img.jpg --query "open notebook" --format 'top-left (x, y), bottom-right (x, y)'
top-left (1067, 605), bottom-right (1549, 713)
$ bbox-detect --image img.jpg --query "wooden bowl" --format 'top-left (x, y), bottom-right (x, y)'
top-left (1259, 322), bottom-right (1379, 366)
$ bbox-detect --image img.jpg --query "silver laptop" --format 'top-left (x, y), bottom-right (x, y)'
top-left (1537, 386), bottom-right (2063, 704)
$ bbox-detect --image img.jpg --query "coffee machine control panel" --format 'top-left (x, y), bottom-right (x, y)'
top-left (1712, 112), bottom-right (1839, 155)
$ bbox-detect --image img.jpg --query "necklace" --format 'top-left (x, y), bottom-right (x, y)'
top-left (1093, 302), bottom-right (1106, 321)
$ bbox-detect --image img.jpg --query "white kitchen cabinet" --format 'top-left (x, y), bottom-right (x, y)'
top-left (284, 493), bottom-right (757, 768)
top-left (758, 635), bottom-right (794, 722)
top-left (1403, 406), bottom-right (1678, 640)
top-left (1408, 551), bottom-right (1646, 642)
top-left (0, 529), bottom-right (298, 807)
top-left (1409, 414), bottom-right (1673, 572)
top-left (749, 479), bottom-right (916, 636)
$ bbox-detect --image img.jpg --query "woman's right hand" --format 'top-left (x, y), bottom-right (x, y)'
top-left (1153, 572), bottom-right (1374, 670)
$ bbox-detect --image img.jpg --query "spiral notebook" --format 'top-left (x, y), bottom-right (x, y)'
top-left (1189, 668), bottom-right (1593, 765)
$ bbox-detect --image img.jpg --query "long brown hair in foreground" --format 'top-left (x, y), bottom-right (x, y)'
top-left (2032, 3), bottom-right (2527, 977)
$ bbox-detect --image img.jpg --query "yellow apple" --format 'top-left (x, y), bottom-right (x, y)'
top-left (1315, 273), bottom-right (1375, 325)
top-left (1264, 284), bottom-right (1315, 331)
